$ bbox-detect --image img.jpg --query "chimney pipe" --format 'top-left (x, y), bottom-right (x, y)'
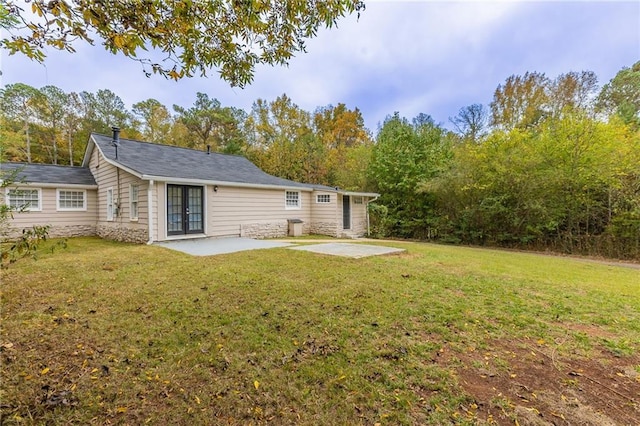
top-left (112, 127), bottom-right (120, 159)
top-left (112, 127), bottom-right (120, 145)
top-left (207, 145), bottom-right (211, 155)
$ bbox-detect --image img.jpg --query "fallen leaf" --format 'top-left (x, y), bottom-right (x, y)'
top-left (254, 380), bottom-right (260, 390)
top-left (40, 367), bottom-right (50, 375)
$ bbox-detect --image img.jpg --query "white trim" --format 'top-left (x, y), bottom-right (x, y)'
top-left (5, 187), bottom-right (42, 212)
top-left (285, 190), bottom-right (301, 210)
top-left (165, 182), bottom-right (207, 235)
top-left (341, 191), bottom-right (380, 197)
top-left (147, 180), bottom-right (155, 244)
top-left (129, 183), bottom-right (139, 221)
top-left (56, 188), bottom-right (87, 211)
top-left (7, 182), bottom-right (97, 190)
top-left (316, 194), bottom-right (331, 203)
top-left (142, 174), bottom-right (313, 192)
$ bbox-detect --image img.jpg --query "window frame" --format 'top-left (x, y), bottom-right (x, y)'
top-left (353, 196), bottom-right (364, 205)
top-left (316, 194), bottom-right (331, 204)
top-left (129, 183), bottom-right (139, 221)
top-left (56, 189), bottom-right (87, 211)
top-left (106, 187), bottom-right (114, 221)
top-left (285, 190), bottom-right (301, 210)
top-left (6, 187), bottom-right (42, 212)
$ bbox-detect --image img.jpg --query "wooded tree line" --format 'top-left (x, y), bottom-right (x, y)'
top-left (1, 61), bottom-right (638, 258)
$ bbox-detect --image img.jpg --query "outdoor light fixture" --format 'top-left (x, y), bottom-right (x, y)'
top-left (213, 185), bottom-right (218, 192)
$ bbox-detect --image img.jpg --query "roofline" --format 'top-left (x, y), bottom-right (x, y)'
top-left (85, 134), bottom-right (378, 195)
top-left (5, 182), bottom-right (97, 190)
top-left (141, 175), bottom-right (314, 192)
top-left (341, 191), bottom-right (380, 197)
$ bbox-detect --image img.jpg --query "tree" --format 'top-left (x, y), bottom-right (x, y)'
top-left (173, 93), bottom-right (244, 152)
top-left (368, 113), bottom-right (451, 238)
top-left (246, 94), bottom-right (324, 183)
top-left (2, 0), bottom-right (365, 87)
top-left (449, 103), bottom-right (488, 143)
top-left (313, 103), bottom-right (372, 187)
top-left (36, 85), bottom-right (69, 164)
top-left (132, 98), bottom-right (173, 143)
top-left (0, 83), bottom-right (43, 162)
top-left (548, 71), bottom-right (598, 117)
top-left (490, 72), bottom-right (549, 130)
top-left (597, 61), bottom-right (640, 127)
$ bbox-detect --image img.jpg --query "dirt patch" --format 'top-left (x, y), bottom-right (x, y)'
top-left (438, 339), bottom-right (640, 425)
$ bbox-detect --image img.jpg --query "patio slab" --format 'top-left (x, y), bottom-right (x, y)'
top-left (154, 237), bottom-right (294, 256)
top-left (288, 242), bottom-right (405, 258)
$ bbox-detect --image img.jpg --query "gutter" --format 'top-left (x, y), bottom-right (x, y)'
top-left (366, 195), bottom-right (380, 237)
top-left (147, 180), bottom-right (155, 245)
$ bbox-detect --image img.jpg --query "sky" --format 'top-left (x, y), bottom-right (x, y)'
top-left (1, 1), bottom-right (639, 134)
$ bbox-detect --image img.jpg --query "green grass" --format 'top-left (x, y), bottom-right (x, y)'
top-left (1, 237), bottom-right (638, 425)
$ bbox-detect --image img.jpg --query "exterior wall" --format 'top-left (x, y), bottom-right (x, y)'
top-left (3, 186), bottom-right (97, 239)
top-left (337, 195), bottom-right (370, 238)
top-left (205, 185), bottom-right (313, 240)
top-left (89, 149), bottom-right (149, 243)
top-left (350, 196), bottom-right (369, 237)
top-left (310, 191), bottom-right (339, 237)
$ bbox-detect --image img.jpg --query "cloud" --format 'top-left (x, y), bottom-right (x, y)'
top-left (2, 1), bottom-right (638, 133)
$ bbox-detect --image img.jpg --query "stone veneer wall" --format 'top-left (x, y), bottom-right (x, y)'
top-left (309, 221), bottom-right (338, 238)
top-left (4, 225), bottom-right (96, 240)
top-left (97, 225), bottom-right (148, 243)
top-left (240, 220), bottom-right (312, 239)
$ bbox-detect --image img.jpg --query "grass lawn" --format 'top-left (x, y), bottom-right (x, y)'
top-left (1, 237), bottom-right (638, 425)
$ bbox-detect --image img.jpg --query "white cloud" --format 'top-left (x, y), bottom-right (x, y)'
top-left (2, 1), bottom-right (638, 133)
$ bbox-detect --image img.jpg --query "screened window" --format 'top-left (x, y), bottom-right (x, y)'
top-left (316, 194), bottom-right (331, 203)
top-left (106, 188), bottom-right (114, 221)
top-left (130, 184), bottom-right (139, 220)
top-left (57, 189), bottom-right (86, 211)
top-left (285, 191), bottom-right (301, 209)
top-left (353, 196), bottom-right (363, 205)
top-left (7, 188), bottom-right (41, 211)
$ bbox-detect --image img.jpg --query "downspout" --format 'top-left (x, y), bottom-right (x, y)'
top-left (147, 180), bottom-right (154, 244)
top-left (366, 195), bottom-right (380, 237)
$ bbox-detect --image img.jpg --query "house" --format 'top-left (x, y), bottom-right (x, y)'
top-left (2, 130), bottom-right (379, 244)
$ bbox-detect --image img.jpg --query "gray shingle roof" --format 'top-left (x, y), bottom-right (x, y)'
top-left (1, 162), bottom-right (97, 186)
top-left (91, 133), bottom-right (333, 190)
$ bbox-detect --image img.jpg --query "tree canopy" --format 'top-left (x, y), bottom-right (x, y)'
top-left (1, 0), bottom-right (364, 87)
top-left (2, 62), bottom-right (639, 259)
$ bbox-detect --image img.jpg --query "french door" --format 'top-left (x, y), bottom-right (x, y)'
top-left (167, 185), bottom-right (204, 235)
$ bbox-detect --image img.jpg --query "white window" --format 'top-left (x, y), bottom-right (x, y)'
top-left (353, 196), bottom-right (363, 205)
top-left (285, 191), bottom-right (301, 209)
top-left (316, 194), bottom-right (331, 203)
top-left (129, 184), bottom-right (139, 221)
top-left (7, 188), bottom-right (41, 211)
top-left (106, 187), bottom-right (114, 221)
top-left (57, 189), bottom-right (86, 211)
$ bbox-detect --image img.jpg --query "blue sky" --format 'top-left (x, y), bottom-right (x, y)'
top-left (1, 1), bottom-right (639, 133)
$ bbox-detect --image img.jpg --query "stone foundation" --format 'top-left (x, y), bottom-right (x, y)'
top-left (240, 221), bottom-right (290, 239)
top-left (97, 225), bottom-right (148, 243)
top-left (309, 221), bottom-right (338, 238)
top-left (3, 225), bottom-right (96, 240)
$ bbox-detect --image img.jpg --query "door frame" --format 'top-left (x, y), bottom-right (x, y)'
top-left (166, 184), bottom-right (205, 236)
top-left (342, 194), bottom-right (351, 230)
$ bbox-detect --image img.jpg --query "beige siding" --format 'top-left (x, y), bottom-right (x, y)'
top-left (90, 149), bottom-right (148, 242)
top-left (90, 149), bottom-right (148, 230)
top-left (5, 186), bottom-right (97, 238)
top-left (337, 195), bottom-right (370, 238)
top-left (310, 191), bottom-right (339, 237)
top-left (209, 186), bottom-right (312, 238)
top-left (351, 197), bottom-right (368, 236)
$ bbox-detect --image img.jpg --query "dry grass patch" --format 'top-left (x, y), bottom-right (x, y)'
top-left (1, 237), bottom-right (638, 425)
